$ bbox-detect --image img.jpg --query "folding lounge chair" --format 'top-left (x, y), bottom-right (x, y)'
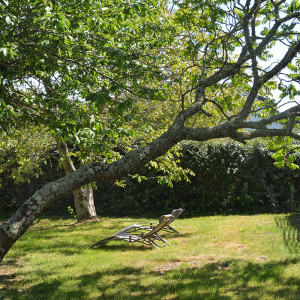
top-left (147, 208), bottom-right (185, 235)
top-left (90, 215), bottom-right (173, 249)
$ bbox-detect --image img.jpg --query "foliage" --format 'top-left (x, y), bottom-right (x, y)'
top-left (268, 136), bottom-right (300, 170)
top-left (1, 0), bottom-right (299, 166)
top-left (0, 125), bottom-right (54, 186)
top-left (67, 206), bottom-right (77, 220)
top-left (177, 142), bottom-right (300, 214)
top-left (93, 142), bottom-right (300, 217)
top-left (1, 0), bottom-right (300, 183)
top-left (0, 0), bottom-right (173, 155)
top-left (0, 150), bottom-right (69, 213)
top-left (131, 145), bottom-right (195, 187)
top-left (1, 141), bottom-right (299, 216)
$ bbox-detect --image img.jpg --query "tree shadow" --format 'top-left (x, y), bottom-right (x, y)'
top-left (162, 231), bottom-right (194, 239)
top-left (0, 259), bottom-right (21, 299)
top-left (2, 259), bottom-right (299, 299)
top-left (274, 214), bottom-right (300, 254)
top-left (91, 243), bottom-right (154, 252)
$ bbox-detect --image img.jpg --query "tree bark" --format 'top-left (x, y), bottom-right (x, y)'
top-left (56, 140), bottom-right (99, 222)
top-left (72, 184), bottom-right (98, 222)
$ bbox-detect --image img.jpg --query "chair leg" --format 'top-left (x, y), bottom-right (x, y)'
top-left (164, 226), bottom-right (183, 236)
top-left (90, 236), bottom-right (113, 248)
top-left (156, 235), bottom-right (172, 246)
top-left (140, 238), bottom-right (160, 249)
top-left (147, 238), bottom-right (161, 249)
top-left (148, 234), bottom-right (171, 247)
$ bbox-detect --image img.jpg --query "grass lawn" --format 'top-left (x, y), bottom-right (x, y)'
top-left (0, 214), bottom-right (299, 299)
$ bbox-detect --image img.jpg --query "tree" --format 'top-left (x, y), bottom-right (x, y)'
top-left (0, 0), bottom-right (171, 220)
top-left (1, 0), bottom-right (300, 262)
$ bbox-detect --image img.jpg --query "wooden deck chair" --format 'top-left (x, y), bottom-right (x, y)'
top-left (90, 215), bottom-right (173, 249)
top-left (147, 208), bottom-right (185, 235)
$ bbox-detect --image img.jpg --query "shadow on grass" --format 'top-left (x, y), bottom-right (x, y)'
top-left (0, 259), bottom-right (21, 299)
top-left (29, 217), bottom-right (154, 234)
top-left (91, 243), bottom-right (154, 252)
top-left (13, 233), bottom-right (158, 258)
top-left (2, 259), bottom-right (299, 299)
top-left (274, 214), bottom-right (300, 254)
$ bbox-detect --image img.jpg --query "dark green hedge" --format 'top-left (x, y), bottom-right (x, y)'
top-left (0, 156), bottom-right (73, 216)
top-left (1, 142), bottom-right (299, 217)
top-left (94, 142), bottom-right (300, 217)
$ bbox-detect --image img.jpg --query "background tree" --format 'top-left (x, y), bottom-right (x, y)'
top-left (1, 0), bottom-right (300, 262)
top-left (0, 125), bottom-right (53, 187)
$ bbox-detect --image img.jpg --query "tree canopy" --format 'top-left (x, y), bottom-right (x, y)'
top-left (0, 0), bottom-right (300, 262)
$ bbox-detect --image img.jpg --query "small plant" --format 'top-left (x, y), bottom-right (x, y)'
top-left (67, 206), bottom-right (77, 220)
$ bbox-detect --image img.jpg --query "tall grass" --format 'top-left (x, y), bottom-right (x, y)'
top-left (0, 214), bottom-right (299, 299)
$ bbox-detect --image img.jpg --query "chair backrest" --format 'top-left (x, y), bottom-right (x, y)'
top-left (167, 208), bottom-right (185, 225)
top-left (144, 215), bottom-right (173, 238)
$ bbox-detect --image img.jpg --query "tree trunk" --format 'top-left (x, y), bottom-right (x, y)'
top-left (73, 184), bottom-right (98, 221)
top-left (0, 162), bottom-right (104, 263)
top-left (56, 140), bottom-right (99, 222)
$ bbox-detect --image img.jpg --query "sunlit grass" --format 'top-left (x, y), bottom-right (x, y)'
top-left (0, 214), bottom-right (299, 299)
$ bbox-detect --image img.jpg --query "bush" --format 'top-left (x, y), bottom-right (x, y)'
top-left (1, 141), bottom-right (299, 217)
top-left (93, 142), bottom-right (299, 217)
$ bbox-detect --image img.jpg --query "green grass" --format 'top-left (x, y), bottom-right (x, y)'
top-left (0, 214), bottom-right (299, 299)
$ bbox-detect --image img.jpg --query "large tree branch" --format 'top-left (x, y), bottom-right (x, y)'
top-left (1, 98), bottom-right (299, 262)
top-left (241, 106), bottom-right (300, 129)
top-left (230, 127), bottom-right (300, 142)
top-left (260, 41), bottom-right (300, 84)
top-left (198, 4), bottom-right (300, 93)
top-left (236, 40), bottom-right (300, 121)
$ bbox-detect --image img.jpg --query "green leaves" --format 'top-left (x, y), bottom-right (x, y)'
top-left (86, 92), bottom-right (111, 109)
top-left (0, 0), bottom-right (9, 6)
top-left (0, 0), bottom-right (172, 159)
top-left (1, 0), bottom-right (300, 178)
top-left (268, 137), bottom-right (300, 170)
top-left (0, 126), bottom-right (54, 185)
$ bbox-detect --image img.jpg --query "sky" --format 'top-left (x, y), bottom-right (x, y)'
top-left (264, 33), bottom-right (299, 111)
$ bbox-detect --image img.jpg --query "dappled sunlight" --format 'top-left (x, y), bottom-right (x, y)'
top-left (274, 214), bottom-right (300, 254)
top-left (1, 215), bottom-right (300, 299)
top-left (2, 259), bottom-right (299, 299)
